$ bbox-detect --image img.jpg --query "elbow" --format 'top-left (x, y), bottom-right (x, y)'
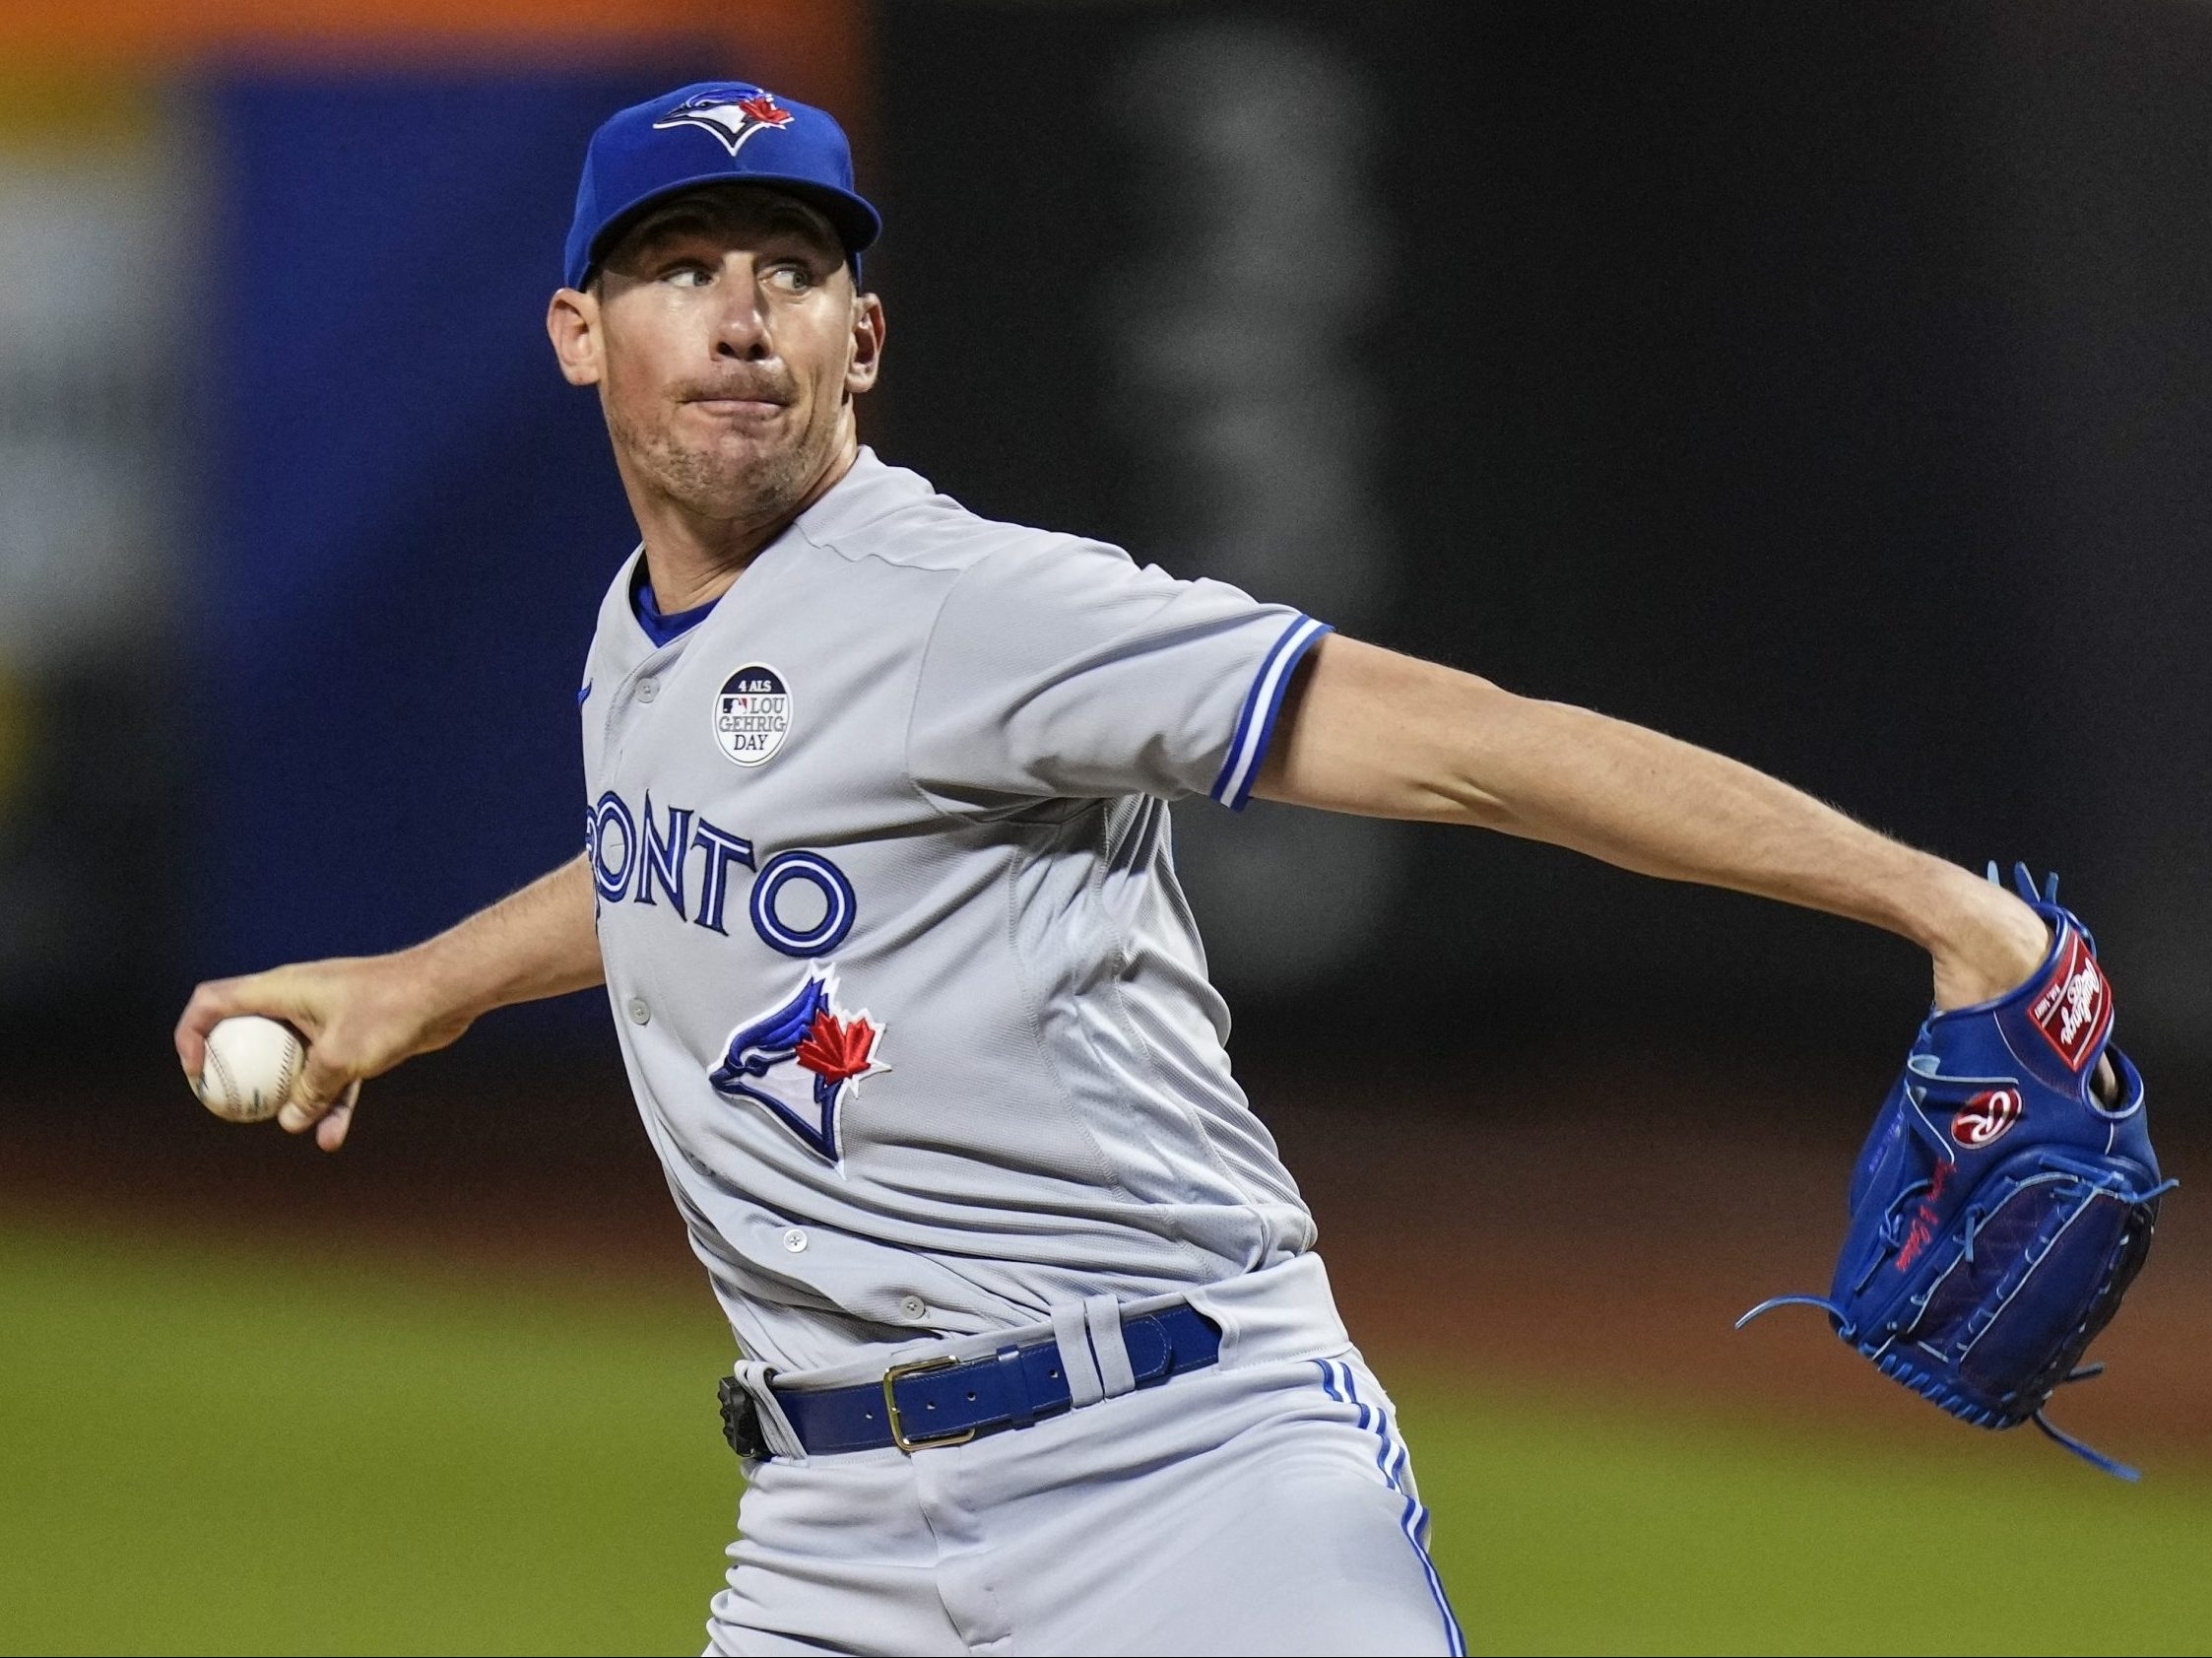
top-left (1419, 678), bottom-right (1542, 830)
top-left (1419, 776), bottom-right (1520, 831)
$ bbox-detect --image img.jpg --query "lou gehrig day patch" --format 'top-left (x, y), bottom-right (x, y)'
top-left (2028, 927), bottom-right (2112, 1073)
top-left (715, 665), bottom-right (791, 766)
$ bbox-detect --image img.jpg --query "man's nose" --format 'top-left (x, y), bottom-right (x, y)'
top-left (711, 262), bottom-right (772, 360)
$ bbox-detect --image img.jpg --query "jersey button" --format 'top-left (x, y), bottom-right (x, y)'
top-left (637, 678), bottom-right (659, 702)
top-left (782, 1228), bottom-right (808, 1253)
top-left (898, 1294), bottom-right (927, 1321)
top-left (626, 997), bottom-right (650, 1025)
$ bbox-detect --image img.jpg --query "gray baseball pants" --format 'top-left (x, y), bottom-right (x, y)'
top-left (704, 1258), bottom-right (1464, 1657)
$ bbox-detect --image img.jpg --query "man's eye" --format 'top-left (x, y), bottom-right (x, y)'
top-left (767, 265), bottom-right (814, 293)
top-left (663, 266), bottom-right (710, 288)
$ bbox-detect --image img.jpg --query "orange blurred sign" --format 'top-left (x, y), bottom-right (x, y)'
top-left (0, 0), bottom-right (865, 132)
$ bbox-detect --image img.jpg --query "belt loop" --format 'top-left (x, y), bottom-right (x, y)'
top-left (1050, 1302), bottom-right (1106, 1408)
top-left (1084, 1294), bottom-right (1138, 1398)
top-left (733, 1360), bottom-right (809, 1462)
top-left (996, 1346), bottom-right (1034, 1427)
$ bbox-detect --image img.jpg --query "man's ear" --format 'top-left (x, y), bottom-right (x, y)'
top-left (547, 286), bottom-right (603, 386)
top-left (846, 291), bottom-right (885, 399)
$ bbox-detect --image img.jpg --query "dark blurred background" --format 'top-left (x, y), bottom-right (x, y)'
top-left (9, 0), bottom-right (2210, 1094)
top-left (6, 5), bottom-right (2211, 1652)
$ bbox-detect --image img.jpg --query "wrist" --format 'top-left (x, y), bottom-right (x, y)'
top-left (1918, 858), bottom-right (2051, 1011)
top-left (399, 934), bottom-right (498, 1027)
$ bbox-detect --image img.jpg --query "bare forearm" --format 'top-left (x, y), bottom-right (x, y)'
top-left (175, 855), bottom-right (607, 1150)
top-left (1416, 694), bottom-right (1955, 942)
top-left (410, 854), bottom-right (605, 1021)
top-left (1257, 636), bottom-right (2048, 1003)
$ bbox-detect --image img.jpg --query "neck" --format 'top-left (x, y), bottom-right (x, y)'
top-left (628, 429), bottom-right (860, 613)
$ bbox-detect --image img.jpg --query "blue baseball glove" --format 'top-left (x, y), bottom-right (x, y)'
top-left (1740, 866), bottom-right (2175, 1479)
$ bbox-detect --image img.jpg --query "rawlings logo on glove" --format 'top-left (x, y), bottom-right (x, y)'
top-left (1739, 866), bottom-right (2175, 1479)
top-left (2029, 931), bottom-right (2111, 1070)
top-left (1951, 1088), bottom-right (2021, 1149)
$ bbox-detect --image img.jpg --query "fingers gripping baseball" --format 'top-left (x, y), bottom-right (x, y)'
top-left (175, 954), bottom-right (475, 1151)
top-left (287, 1039), bottom-right (358, 1139)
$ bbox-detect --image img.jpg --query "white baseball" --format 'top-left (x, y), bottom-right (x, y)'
top-left (194, 1015), bottom-right (304, 1123)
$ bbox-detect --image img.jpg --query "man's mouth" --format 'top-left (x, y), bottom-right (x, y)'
top-left (685, 396), bottom-right (786, 419)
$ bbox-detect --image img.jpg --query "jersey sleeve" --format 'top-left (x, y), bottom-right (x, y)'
top-left (906, 537), bottom-right (1331, 816)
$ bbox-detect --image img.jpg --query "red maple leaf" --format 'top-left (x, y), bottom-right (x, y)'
top-left (736, 94), bottom-right (794, 129)
top-left (797, 1007), bottom-right (878, 1084)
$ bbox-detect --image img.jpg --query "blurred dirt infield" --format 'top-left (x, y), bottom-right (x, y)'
top-left (7, 1048), bottom-right (2208, 1462)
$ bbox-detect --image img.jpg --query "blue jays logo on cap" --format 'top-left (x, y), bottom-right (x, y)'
top-left (652, 86), bottom-right (797, 158)
top-left (709, 966), bottom-right (887, 1162)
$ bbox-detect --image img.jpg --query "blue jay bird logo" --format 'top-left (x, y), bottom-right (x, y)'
top-left (652, 86), bottom-right (798, 158)
top-left (709, 966), bottom-right (886, 1162)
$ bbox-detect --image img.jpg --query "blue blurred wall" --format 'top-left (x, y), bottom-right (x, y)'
top-left (192, 69), bottom-right (688, 985)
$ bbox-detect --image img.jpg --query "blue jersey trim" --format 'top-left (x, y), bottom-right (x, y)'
top-left (1314, 1360), bottom-right (1466, 1656)
top-left (631, 568), bottom-right (721, 648)
top-left (1209, 614), bottom-right (1331, 812)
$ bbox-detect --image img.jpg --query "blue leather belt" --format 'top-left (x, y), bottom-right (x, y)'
top-left (719, 1303), bottom-right (1222, 1457)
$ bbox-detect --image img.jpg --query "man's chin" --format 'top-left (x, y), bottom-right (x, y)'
top-left (657, 435), bottom-right (810, 516)
top-left (683, 415), bottom-right (784, 454)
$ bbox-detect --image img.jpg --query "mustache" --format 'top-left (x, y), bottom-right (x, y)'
top-left (676, 373), bottom-right (795, 405)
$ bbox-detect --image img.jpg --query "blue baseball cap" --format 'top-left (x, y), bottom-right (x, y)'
top-left (563, 81), bottom-right (881, 292)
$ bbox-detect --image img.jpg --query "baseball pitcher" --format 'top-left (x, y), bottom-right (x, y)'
top-left (175, 84), bottom-right (2150, 1656)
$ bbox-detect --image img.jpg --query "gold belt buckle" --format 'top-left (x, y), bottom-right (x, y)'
top-left (882, 1355), bottom-right (977, 1454)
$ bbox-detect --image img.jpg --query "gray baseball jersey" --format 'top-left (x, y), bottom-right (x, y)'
top-left (579, 447), bottom-right (1333, 1376)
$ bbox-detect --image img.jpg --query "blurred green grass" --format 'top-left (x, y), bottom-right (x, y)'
top-left (3, 1224), bottom-right (2207, 1656)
